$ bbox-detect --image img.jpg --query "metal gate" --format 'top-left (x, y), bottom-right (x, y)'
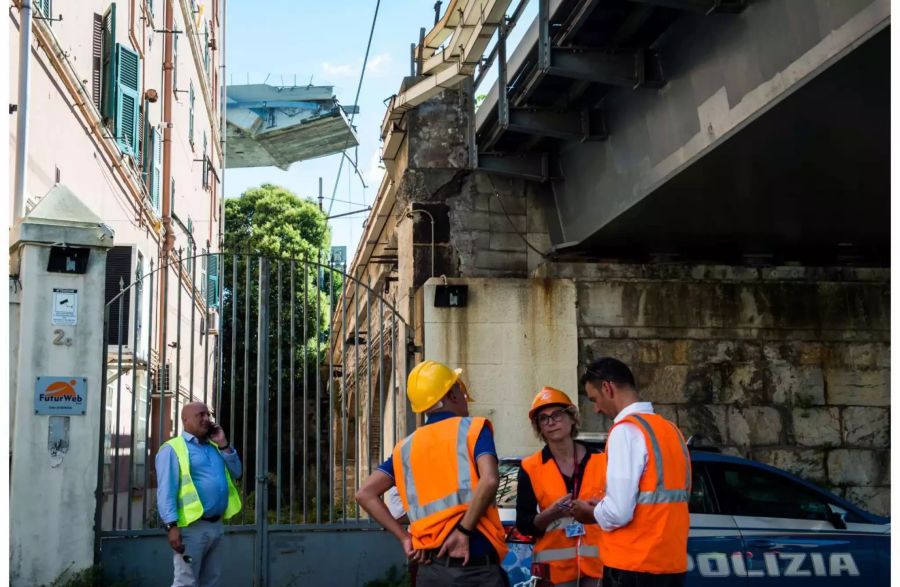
top-left (96, 251), bottom-right (414, 586)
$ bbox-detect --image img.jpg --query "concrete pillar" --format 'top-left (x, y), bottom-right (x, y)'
top-left (422, 277), bottom-right (578, 456)
top-left (9, 185), bottom-right (114, 585)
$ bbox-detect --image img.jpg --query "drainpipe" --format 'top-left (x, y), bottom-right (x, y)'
top-left (161, 0), bottom-right (175, 254)
top-left (13, 0), bottom-right (33, 223)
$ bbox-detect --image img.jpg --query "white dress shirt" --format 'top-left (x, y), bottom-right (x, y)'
top-left (593, 401), bottom-right (655, 531)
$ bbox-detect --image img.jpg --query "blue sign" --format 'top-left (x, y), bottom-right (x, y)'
top-left (35, 377), bottom-right (87, 415)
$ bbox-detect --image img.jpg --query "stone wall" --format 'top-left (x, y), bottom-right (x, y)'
top-left (536, 263), bottom-right (890, 516)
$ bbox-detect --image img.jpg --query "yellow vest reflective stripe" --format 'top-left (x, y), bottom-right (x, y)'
top-left (165, 436), bottom-right (242, 527)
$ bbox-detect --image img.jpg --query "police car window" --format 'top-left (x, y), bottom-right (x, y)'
top-left (497, 460), bottom-right (519, 508)
top-left (688, 463), bottom-right (715, 514)
top-left (708, 463), bottom-right (831, 521)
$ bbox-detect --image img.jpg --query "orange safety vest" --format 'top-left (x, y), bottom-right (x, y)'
top-left (521, 447), bottom-right (606, 586)
top-left (392, 416), bottom-right (508, 560)
top-left (599, 413), bottom-right (691, 574)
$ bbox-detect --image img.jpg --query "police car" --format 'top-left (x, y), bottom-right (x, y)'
top-left (496, 442), bottom-right (890, 585)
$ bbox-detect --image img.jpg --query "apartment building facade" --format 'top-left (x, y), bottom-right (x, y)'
top-left (9, 0), bottom-right (225, 531)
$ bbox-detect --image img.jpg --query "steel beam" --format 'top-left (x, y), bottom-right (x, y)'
top-left (627, 0), bottom-right (746, 14)
top-left (477, 152), bottom-right (551, 182)
top-left (547, 48), bottom-right (665, 88)
top-left (506, 108), bottom-right (607, 141)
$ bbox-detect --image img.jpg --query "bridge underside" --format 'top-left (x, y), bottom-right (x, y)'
top-left (572, 28), bottom-right (889, 264)
top-left (474, 0), bottom-right (889, 265)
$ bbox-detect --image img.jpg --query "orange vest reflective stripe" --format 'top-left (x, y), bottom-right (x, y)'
top-left (392, 416), bottom-right (508, 559)
top-left (599, 413), bottom-right (691, 574)
top-left (521, 448), bottom-right (606, 585)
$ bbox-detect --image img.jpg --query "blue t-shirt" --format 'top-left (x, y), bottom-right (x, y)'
top-left (376, 412), bottom-right (498, 558)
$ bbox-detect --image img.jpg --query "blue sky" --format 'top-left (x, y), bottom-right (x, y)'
top-left (224, 1), bottom-right (438, 255)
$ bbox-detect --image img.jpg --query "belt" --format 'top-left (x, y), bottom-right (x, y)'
top-left (425, 552), bottom-right (499, 567)
top-left (200, 515), bottom-right (221, 523)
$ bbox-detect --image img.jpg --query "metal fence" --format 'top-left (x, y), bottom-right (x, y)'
top-left (96, 251), bottom-right (413, 585)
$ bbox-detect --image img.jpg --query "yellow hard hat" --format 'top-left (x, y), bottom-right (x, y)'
top-left (406, 360), bottom-right (469, 413)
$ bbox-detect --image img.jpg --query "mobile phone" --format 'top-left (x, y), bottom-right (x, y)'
top-left (208, 423), bottom-right (221, 439)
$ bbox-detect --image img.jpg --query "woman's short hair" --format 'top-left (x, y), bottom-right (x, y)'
top-left (531, 404), bottom-right (581, 441)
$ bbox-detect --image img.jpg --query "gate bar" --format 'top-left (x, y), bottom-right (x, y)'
top-left (328, 263), bottom-right (336, 522)
top-left (315, 250), bottom-right (322, 524)
top-left (276, 260), bottom-right (283, 524)
top-left (141, 260), bottom-right (156, 526)
top-left (302, 258), bottom-right (308, 522)
top-left (289, 258), bottom-right (296, 522)
top-left (341, 275), bottom-right (348, 520)
top-left (354, 274), bottom-right (361, 520)
top-left (190, 252), bottom-right (197, 403)
top-left (242, 257), bottom-right (250, 524)
top-left (254, 257), bottom-right (270, 586)
top-left (94, 304), bottom-right (111, 562)
top-left (366, 274), bottom-right (373, 477)
top-left (127, 266), bottom-right (140, 530)
top-left (175, 250), bottom-right (183, 435)
top-left (112, 277), bottom-right (125, 529)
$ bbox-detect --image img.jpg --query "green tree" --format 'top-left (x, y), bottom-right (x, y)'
top-left (220, 184), bottom-right (339, 523)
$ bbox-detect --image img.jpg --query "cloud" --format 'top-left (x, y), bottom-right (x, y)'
top-left (321, 61), bottom-right (355, 78)
top-left (320, 52), bottom-right (394, 80)
top-left (365, 53), bottom-right (392, 76)
top-left (364, 149), bottom-right (386, 187)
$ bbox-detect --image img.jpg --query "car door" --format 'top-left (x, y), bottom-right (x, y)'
top-left (687, 460), bottom-right (747, 587)
top-left (705, 461), bottom-right (878, 585)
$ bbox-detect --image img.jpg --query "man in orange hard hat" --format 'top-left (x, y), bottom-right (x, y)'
top-left (572, 357), bottom-right (690, 587)
top-left (356, 360), bottom-right (509, 586)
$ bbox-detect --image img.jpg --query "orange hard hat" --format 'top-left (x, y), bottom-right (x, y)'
top-left (528, 386), bottom-right (575, 420)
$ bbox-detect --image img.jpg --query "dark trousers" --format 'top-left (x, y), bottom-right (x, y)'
top-left (602, 567), bottom-right (685, 587)
top-left (414, 557), bottom-right (509, 587)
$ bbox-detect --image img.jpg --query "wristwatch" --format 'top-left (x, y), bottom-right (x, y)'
top-left (165, 521), bottom-right (178, 531)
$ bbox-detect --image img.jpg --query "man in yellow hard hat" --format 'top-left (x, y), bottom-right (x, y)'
top-left (356, 360), bottom-right (509, 586)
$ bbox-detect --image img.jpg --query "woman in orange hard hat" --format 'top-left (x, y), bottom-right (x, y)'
top-left (517, 387), bottom-right (606, 587)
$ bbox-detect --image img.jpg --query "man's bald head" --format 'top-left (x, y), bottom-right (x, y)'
top-left (181, 402), bottom-right (211, 437)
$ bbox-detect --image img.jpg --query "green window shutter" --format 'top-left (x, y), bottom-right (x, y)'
top-left (141, 101), bottom-right (152, 187)
top-left (114, 43), bottom-right (141, 156)
top-left (101, 3), bottom-right (117, 121)
top-left (206, 253), bottom-right (219, 308)
top-left (150, 126), bottom-right (162, 213)
top-left (189, 82), bottom-right (195, 147)
top-left (36, 0), bottom-right (52, 20)
top-left (203, 22), bottom-right (210, 77)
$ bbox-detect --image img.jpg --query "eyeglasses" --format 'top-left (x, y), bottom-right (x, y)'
top-left (537, 408), bottom-right (572, 426)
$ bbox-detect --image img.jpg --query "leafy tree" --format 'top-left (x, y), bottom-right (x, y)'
top-left (220, 183), bottom-right (339, 522)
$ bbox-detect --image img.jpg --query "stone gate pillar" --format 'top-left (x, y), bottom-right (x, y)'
top-left (9, 185), bottom-right (114, 585)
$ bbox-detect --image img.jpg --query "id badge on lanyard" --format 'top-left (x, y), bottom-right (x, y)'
top-left (564, 520), bottom-right (586, 538)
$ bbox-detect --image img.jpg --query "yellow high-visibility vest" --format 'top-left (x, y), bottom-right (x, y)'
top-left (164, 436), bottom-right (242, 527)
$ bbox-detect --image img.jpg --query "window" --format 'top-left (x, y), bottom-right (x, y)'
top-left (172, 31), bottom-right (179, 96)
top-left (149, 126), bottom-right (162, 213)
top-left (105, 245), bottom-right (133, 345)
top-left (170, 177), bottom-right (176, 214)
top-left (707, 462), bottom-right (833, 521)
top-left (207, 251), bottom-right (219, 308)
top-left (92, 4), bottom-right (142, 156)
top-left (35, 0), bottom-right (52, 22)
top-left (688, 463), bottom-right (716, 514)
top-left (189, 81), bottom-right (195, 147)
top-left (201, 131), bottom-right (209, 190)
top-left (186, 217), bottom-right (194, 274)
top-left (97, 4), bottom-right (117, 118)
top-left (203, 20), bottom-right (210, 78)
top-left (114, 43), bottom-right (141, 155)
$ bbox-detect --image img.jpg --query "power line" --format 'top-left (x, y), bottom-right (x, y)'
top-left (326, 0), bottom-right (382, 217)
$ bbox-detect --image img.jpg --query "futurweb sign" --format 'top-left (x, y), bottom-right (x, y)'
top-left (35, 377), bottom-right (87, 415)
